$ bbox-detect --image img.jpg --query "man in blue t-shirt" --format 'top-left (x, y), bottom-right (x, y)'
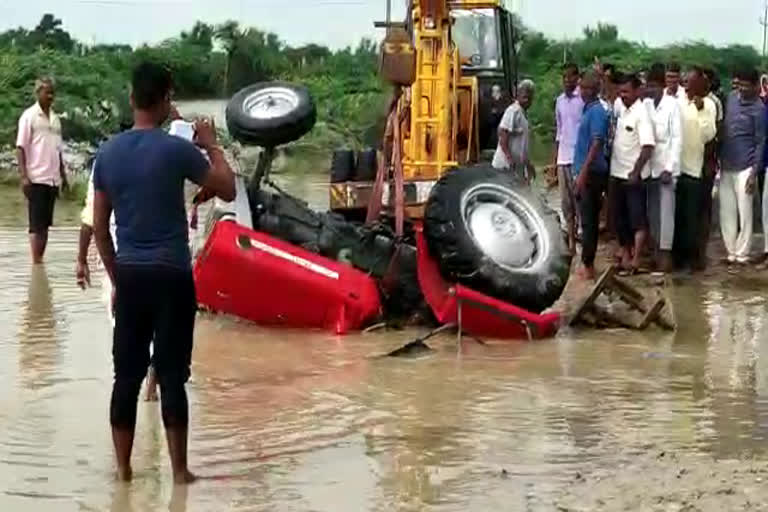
top-left (573, 71), bottom-right (610, 280)
top-left (92, 62), bottom-right (235, 484)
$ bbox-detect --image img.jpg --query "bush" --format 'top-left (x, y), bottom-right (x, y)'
top-left (1, 14), bottom-right (764, 160)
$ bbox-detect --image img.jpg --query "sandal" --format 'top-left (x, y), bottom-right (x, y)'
top-left (619, 266), bottom-right (650, 277)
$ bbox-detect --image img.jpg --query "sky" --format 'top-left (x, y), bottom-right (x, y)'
top-left (0, 0), bottom-right (763, 51)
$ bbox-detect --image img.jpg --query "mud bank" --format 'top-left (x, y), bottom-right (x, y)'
top-left (554, 450), bottom-right (768, 511)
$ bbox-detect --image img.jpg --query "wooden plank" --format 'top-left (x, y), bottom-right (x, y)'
top-left (637, 296), bottom-right (666, 330)
top-left (610, 274), bottom-right (645, 302)
top-left (653, 309), bottom-right (676, 331)
top-left (610, 276), bottom-right (648, 312)
top-left (592, 304), bottom-right (637, 329)
top-left (569, 266), bottom-right (616, 326)
top-left (659, 276), bottom-right (677, 331)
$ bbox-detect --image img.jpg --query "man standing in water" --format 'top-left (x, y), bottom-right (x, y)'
top-left (92, 62), bottom-right (235, 483)
top-left (16, 77), bottom-right (69, 264)
top-left (492, 79), bottom-right (536, 183)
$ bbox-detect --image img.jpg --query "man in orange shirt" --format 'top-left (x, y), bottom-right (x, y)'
top-left (16, 77), bottom-right (68, 264)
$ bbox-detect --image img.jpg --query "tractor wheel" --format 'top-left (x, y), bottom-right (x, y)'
top-left (424, 165), bottom-right (571, 313)
top-left (226, 82), bottom-right (316, 147)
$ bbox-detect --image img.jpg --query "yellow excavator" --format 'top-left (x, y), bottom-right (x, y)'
top-left (329, 0), bottom-right (521, 217)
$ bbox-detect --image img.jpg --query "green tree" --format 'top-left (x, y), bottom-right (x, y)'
top-left (181, 22), bottom-right (214, 52)
top-left (30, 14), bottom-right (75, 53)
top-left (583, 23), bottom-right (619, 42)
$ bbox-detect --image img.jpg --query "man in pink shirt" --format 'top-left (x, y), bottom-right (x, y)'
top-left (16, 77), bottom-right (68, 264)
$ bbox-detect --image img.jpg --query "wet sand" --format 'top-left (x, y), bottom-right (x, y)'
top-left (3, 171), bottom-right (768, 510)
top-left (555, 450), bottom-right (768, 511)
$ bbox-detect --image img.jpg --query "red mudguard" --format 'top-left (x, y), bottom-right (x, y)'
top-left (193, 220), bottom-right (382, 334)
top-left (415, 224), bottom-right (561, 340)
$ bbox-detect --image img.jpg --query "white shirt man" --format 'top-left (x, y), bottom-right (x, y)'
top-left (610, 94), bottom-right (655, 268)
top-left (644, 94), bottom-right (683, 260)
top-left (667, 86), bottom-right (687, 101)
top-left (492, 101), bottom-right (529, 174)
top-left (611, 99), bottom-right (655, 181)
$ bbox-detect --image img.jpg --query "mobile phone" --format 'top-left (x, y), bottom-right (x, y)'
top-left (169, 120), bottom-right (196, 142)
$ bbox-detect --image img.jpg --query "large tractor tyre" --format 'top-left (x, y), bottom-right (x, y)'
top-left (424, 166), bottom-right (571, 313)
top-left (226, 82), bottom-right (316, 147)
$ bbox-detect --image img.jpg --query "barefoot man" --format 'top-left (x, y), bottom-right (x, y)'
top-left (573, 71), bottom-right (610, 280)
top-left (16, 77), bottom-right (69, 264)
top-left (92, 62), bottom-right (235, 483)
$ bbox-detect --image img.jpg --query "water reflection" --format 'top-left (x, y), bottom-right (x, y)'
top-left (701, 281), bottom-right (768, 456)
top-left (16, 265), bottom-right (61, 390)
top-left (110, 482), bottom-right (188, 512)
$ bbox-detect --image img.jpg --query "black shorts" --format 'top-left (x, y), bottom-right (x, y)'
top-left (611, 177), bottom-right (648, 246)
top-left (113, 264), bottom-right (197, 384)
top-left (26, 183), bottom-right (57, 234)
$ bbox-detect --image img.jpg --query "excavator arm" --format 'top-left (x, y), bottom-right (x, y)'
top-left (397, 1), bottom-right (509, 182)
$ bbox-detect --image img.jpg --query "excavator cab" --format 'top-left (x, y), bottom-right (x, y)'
top-left (451, 5), bottom-right (518, 151)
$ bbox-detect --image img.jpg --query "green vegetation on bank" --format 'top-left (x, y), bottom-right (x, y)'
top-left (0, 14), bottom-right (765, 158)
top-left (518, 21), bottom-right (765, 143)
top-left (0, 14), bottom-right (386, 151)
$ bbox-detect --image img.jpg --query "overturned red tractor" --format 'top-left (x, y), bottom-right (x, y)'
top-left (193, 0), bottom-right (571, 340)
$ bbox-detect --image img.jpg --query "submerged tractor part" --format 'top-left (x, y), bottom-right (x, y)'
top-left (246, 186), bottom-right (425, 322)
top-left (194, 220), bottom-right (382, 334)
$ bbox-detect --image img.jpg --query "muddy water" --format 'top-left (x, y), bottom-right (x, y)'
top-left (2, 170), bottom-right (768, 511)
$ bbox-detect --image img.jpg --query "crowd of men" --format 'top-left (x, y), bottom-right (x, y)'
top-left (494, 60), bottom-right (768, 280)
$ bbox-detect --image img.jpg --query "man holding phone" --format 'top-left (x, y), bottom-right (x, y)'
top-left (76, 107), bottom-right (190, 401)
top-left (92, 61), bottom-right (235, 484)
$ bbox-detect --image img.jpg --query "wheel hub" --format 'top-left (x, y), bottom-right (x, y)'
top-left (243, 87), bottom-right (299, 120)
top-left (467, 202), bottom-right (535, 268)
top-left (460, 183), bottom-right (548, 270)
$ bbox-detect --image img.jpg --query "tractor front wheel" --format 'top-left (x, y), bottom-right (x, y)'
top-left (226, 82), bottom-right (316, 147)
